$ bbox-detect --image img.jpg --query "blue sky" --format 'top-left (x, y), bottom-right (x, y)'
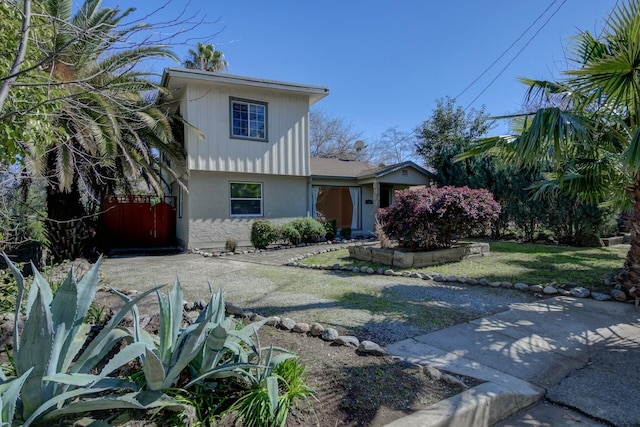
top-left (108, 0), bottom-right (616, 141)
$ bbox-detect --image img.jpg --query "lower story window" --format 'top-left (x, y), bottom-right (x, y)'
top-left (313, 186), bottom-right (360, 229)
top-left (230, 182), bottom-right (262, 216)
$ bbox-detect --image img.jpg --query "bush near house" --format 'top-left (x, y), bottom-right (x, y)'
top-left (323, 218), bottom-right (337, 241)
top-left (378, 186), bottom-right (501, 250)
top-left (250, 220), bottom-right (280, 249)
top-left (280, 223), bottom-right (302, 245)
top-left (287, 217), bottom-right (326, 243)
top-left (251, 218), bottom-right (326, 249)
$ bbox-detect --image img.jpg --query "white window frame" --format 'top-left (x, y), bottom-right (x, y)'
top-left (229, 182), bottom-right (263, 217)
top-left (230, 97), bottom-right (268, 141)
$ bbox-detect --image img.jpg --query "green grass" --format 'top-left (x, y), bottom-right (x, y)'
top-left (300, 242), bottom-right (628, 292)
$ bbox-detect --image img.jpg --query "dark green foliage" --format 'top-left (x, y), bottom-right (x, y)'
top-left (415, 96), bottom-right (492, 173)
top-left (417, 97), bottom-right (617, 245)
top-left (280, 223), bottom-right (302, 246)
top-left (287, 218), bottom-right (326, 243)
top-left (251, 221), bottom-right (280, 249)
top-left (340, 227), bottom-right (352, 240)
top-left (323, 219), bottom-right (337, 241)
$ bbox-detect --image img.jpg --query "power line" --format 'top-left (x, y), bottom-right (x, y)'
top-left (464, 0), bottom-right (568, 111)
top-left (454, 0), bottom-right (561, 101)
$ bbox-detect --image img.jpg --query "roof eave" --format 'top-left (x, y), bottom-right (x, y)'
top-left (163, 67), bottom-right (329, 104)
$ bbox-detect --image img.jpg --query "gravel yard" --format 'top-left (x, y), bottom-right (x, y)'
top-left (99, 251), bottom-right (538, 345)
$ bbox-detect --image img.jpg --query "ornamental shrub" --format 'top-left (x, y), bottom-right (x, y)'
top-left (287, 217), bottom-right (326, 243)
top-left (378, 186), bottom-right (501, 250)
top-left (250, 220), bottom-right (280, 249)
top-left (323, 218), bottom-right (337, 241)
top-left (280, 223), bottom-right (302, 245)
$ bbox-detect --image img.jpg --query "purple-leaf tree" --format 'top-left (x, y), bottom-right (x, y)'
top-left (378, 186), bottom-right (501, 250)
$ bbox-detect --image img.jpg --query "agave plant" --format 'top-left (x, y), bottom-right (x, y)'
top-left (1, 253), bottom-right (181, 426)
top-left (125, 278), bottom-right (265, 392)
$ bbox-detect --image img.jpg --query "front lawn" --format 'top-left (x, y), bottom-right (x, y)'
top-left (301, 241), bottom-right (628, 292)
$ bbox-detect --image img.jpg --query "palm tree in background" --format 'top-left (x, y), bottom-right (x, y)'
top-left (458, 0), bottom-right (640, 301)
top-left (184, 42), bottom-right (228, 72)
top-left (28, 0), bottom-right (186, 261)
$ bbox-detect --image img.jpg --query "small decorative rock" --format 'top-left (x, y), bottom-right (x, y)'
top-left (458, 277), bottom-right (467, 284)
top-left (433, 275), bottom-right (444, 282)
top-left (466, 278), bottom-right (479, 285)
top-left (353, 267), bottom-right (360, 273)
top-left (570, 287), bottom-right (590, 298)
top-left (479, 278), bottom-right (490, 286)
top-left (384, 269), bottom-right (394, 276)
top-left (293, 322), bottom-right (310, 333)
top-left (558, 289), bottom-right (571, 296)
top-left (310, 323), bottom-right (324, 336)
top-left (332, 264), bottom-right (341, 270)
top-left (358, 341), bottom-right (387, 356)
top-left (501, 282), bottom-right (514, 289)
top-left (543, 285), bottom-right (558, 295)
top-left (489, 281), bottom-right (502, 288)
top-left (514, 283), bottom-right (529, 291)
top-left (611, 289), bottom-right (627, 302)
top-left (250, 313), bottom-right (266, 322)
top-left (445, 275), bottom-right (458, 282)
top-left (591, 292), bottom-right (612, 301)
top-left (321, 328), bottom-right (340, 341)
top-left (529, 284), bottom-right (544, 293)
top-left (334, 336), bottom-right (360, 347)
top-left (266, 316), bottom-right (281, 326)
top-left (280, 318), bottom-right (296, 331)
top-left (367, 268), bottom-right (375, 274)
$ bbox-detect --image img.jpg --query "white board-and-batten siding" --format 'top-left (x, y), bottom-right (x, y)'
top-left (183, 83), bottom-right (310, 177)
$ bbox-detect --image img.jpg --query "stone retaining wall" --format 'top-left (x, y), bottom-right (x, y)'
top-left (348, 243), bottom-right (490, 268)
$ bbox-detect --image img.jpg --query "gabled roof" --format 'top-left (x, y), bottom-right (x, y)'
top-left (161, 68), bottom-right (329, 105)
top-left (310, 158), bottom-right (435, 179)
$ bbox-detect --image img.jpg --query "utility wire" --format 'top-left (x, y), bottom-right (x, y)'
top-left (464, 0), bottom-right (568, 111)
top-left (454, 0), bottom-right (561, 101)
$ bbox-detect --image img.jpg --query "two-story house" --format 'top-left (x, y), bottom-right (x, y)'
top-left (161, 68), bottom-right (434, 249)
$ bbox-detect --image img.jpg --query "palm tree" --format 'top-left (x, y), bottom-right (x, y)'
top-left (458, 0), bottom-right (640, 302)
top-left (183, 42), bottom-right (228, 72)
top-left (29, 0), bottom-right (186, 261)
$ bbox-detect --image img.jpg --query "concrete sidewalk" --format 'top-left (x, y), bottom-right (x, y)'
top-left (386, 296), bottom-right (640, 427)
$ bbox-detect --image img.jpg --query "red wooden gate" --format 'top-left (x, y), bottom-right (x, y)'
top-left (102, 195), bottom-right (176, 248)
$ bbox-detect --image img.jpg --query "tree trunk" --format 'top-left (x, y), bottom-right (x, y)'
top-left (620, 176), bottom-right (640, 301)
top-left (45, 179), bottom-right (88, 263)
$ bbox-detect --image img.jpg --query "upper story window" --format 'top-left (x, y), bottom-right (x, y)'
top-left (230, 98), bottom-right (267, 141)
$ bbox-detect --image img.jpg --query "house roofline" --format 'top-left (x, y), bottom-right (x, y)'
top-left (358, 161), bottom-right (436, 179)
top-left (161, 68), bottom-right (329, 105)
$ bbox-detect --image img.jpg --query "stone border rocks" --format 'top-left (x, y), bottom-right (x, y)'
top-left (190, 238), bottom-right (375, 258)
top-left (219, 301), bottom-right (388, 357)
top-left (348, 242), bottom-right (490, 268)
top-left (288, 248), bottom-right (634, 305)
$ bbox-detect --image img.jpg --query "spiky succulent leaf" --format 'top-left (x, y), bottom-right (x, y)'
top-left (72, 285), bottom-right (162, 374)
top-left (0, 254), bottom-right (25, 354)
top-left (17, 290), bottom-right (53, 418)
top-left (267, 376), bottom-right (279, 418)
top-left (41, 390), bottom-right (183, 421)
top-left (161, 317), bottom-right (210, 389)
top-left (0, 368), bottom-right (33, 425)
top-left (142, 347), bottom-right (165, 391)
